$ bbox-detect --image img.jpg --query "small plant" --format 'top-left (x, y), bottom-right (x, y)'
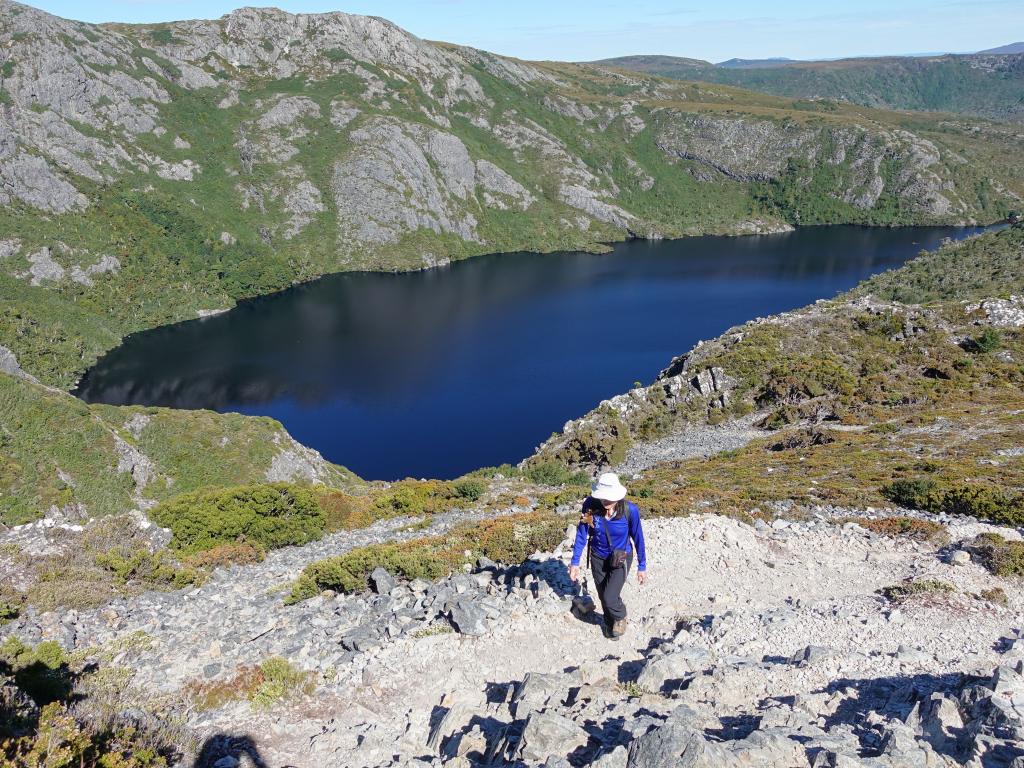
top-left (525, 461), bottom-right (589, 487)
top-left (979, 587), bottom-right (1008, 605)
top-left (878, 579), bottom-right (954, 603)
top-left (618, 682), bottom-right (651, 698)
top-left (757, 405), bottom-right (800, 430)
top-left (881, 478), bottom-right (942, 510)
top-left (0, 637), bottom-right (72, 704)
top-left (966, 533), bottom-right (1024, 577)
top-left (371, 480), bottom-right (464, 517)
top-left (940, 485), bottom-right (1024, 526)
top-left (845, 516), bottom-right (948, 543)
top-left (411, 624), bottom-right (454, 638)
top-left (883, 479), bottom-right (1024, 525)
top-left (147, 27), bottom-right (178, 45)
top-left (184, 657), bottom-right (314, 712)
top-left (964, 328), bottom-right (1001, 353)
top-left (869, 422), bottom-right (900, 435)
top-left (250, 657), bottom-right (314, 709)
top-left (854, 311), bottom-right (905, 338)
top-left (0, 598), bottom-right (21, 623)
top-left (186, 540), bottom-right (266, 570)
top-left (95, 548), bottom-right (205, 589)
top-left (287, 514), bottom-right (567, 603)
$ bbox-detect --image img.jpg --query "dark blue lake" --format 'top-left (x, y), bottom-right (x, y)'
top-left (74, 225), bottom-right (989, 480)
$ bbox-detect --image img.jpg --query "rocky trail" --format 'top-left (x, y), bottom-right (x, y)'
top-left (5, 500), bottom-right (1023, 767)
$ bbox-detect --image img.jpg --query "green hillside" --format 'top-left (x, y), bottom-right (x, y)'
top-left (598, 53), bottom-right (1024, 122)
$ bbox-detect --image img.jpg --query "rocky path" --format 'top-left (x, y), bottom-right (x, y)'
top-left (11, 508), bottom-right (498, 688)
top-left (8, 503), bottom-right (1023, 767)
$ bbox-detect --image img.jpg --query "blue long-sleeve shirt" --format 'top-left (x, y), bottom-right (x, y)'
top-left (571, 499), bottom-right (647, 571)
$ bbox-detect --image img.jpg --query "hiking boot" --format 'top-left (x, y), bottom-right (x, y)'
top-left (611, 618), bottom-right (628, 638)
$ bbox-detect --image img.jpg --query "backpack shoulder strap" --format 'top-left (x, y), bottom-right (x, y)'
top-left (598, 514), bottom-right (614, 551)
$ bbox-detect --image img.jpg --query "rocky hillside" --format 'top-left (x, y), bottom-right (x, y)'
top-left (598, 53), bottom-right (1024, 122)
top-left (1, 1), bottom-right (1022, 388)
top-left (1, 222), bottom-right (1021, 767)
top-left (1, 5), bottom-right (1023, 763)
top-left (531, 227), bottom-right (1024, 507)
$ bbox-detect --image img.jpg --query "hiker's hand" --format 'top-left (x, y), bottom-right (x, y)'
top-left (569, 565), bottom-right (580, 583)
top-left (637, 570), bottom-right (647, 585)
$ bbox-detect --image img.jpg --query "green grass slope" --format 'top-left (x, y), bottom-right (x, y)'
top-left (0, 372), bottom-right (361, 525)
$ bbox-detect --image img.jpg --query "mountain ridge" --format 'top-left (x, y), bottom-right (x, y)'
top-left (1, 2), bottom-right (1022, 394)
top-left (596, 50), bottom-right (1024, 121)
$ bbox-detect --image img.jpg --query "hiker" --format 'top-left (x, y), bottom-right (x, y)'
top-left (568, 472), bottom-right (647, 639)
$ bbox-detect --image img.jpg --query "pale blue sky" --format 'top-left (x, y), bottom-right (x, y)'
top-left (27, 0), bottom-right (1024, 63)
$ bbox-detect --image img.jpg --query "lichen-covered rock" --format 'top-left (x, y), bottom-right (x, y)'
top-left (331, 118), bottom-right (483, 247)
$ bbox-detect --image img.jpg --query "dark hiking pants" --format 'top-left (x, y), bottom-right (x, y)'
top-left (591, 550), bottom-right (633, 627)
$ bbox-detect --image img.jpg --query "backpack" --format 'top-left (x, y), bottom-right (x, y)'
top-left (581, 498), bottom-right (629, 569)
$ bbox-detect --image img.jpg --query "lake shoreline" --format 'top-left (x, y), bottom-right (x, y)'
top-left (74, 224), bottom-right (997, 481)
top-left (69, 221), bottom-right (1000, 396)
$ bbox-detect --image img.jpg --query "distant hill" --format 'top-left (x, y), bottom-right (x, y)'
top-left (978, 42), bottom-right (1024, 54)
top-left (717, 57), bottom-right (796, 69)
top-left (597, 52), bottom-right (1024, 121)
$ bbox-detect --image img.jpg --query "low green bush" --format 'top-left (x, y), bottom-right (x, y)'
top-left (980, 586), bottom-right (1008, 605)
top-left (525, 461), bottom-right (590, 487)
top-left (94, 549), bottom-right (204, 589)
top-left (149, 483), bottom-right (325, 555)
top-left (250, 657), bottom-right (315, 709)
top-left (453, 478), bottom-right (486, 502)
top-left (465, 464), bottom-right (522, 480)
top-left (882, 479), bottom-right (1022, 525)
top-left (967, 533), bottom-right (1024, 577)
top-left (185, 541), bottom-right (266, 569)
top-left (964, 328), bottom-right (1001, 353)
top-left (941, 485), bottom-right (1023, 525)
top-left (0, 637), bottom-right (72, 705)
top-left (881, 478), bottom-right (942, 509)
top-left (288, 542), bottom-right (451, 601)
top-left (287, 514), bottom-right (567, 603)
top-left (0, 638), bottom-right (181, 764)
top-left (756, 355), bottom-right (855, 406)
top-left (183, 656), bottom-right (314, 712)
top-left (878, 579), bottom-right (954, 603)
top-left (0, 599), bottom-right (20, 624)
top-left (845, 515), bottom-right (948, 543)
top-left (371, 480), bottom-right (463, 517)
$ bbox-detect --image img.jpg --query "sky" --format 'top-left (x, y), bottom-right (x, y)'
top-left (27, 0), bottom-right (1024, 63)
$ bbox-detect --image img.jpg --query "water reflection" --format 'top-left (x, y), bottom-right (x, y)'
top-left (75, 225), bottom-right (988, 479)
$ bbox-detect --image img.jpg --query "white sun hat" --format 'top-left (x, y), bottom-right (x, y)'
top-left (591, 472), bottom-right (628, 502)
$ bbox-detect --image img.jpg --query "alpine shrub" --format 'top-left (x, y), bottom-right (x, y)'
top-left (149, 483), bottom-right (325, 555)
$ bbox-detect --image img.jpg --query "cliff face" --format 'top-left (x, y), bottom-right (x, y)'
top-left (1, 2), bottom-right (1022, 387)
